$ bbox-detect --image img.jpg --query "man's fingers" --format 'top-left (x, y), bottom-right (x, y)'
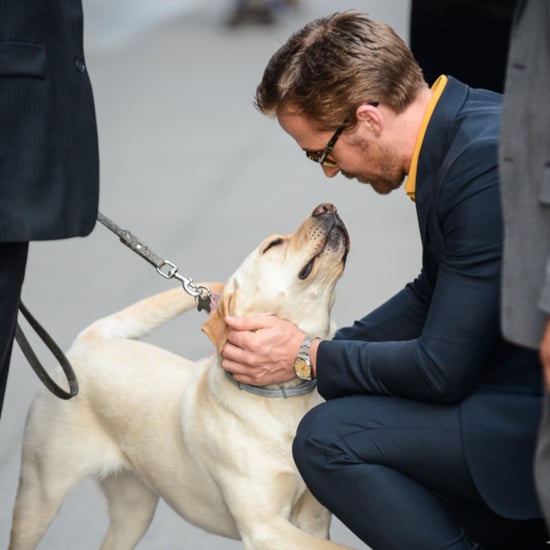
top-left (222, 340), bottom-right (247, 363)
top-left (225, 327), bottom-right (255, 350)
top-left (221, 354), bottom-right (259, 384)
top-left (224, 314), bottom-right (274, 331)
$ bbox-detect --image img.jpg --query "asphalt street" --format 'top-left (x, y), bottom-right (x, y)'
top-left (0, 0), bottom-right (417, 548)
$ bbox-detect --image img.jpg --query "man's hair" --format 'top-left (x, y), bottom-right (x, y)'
top-left (254, 10), bottom-right (426, 130)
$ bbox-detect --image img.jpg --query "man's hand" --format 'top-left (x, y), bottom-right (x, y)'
top-left (540, 317), bottom-right (550, 392)
top-left (221, 315), bottom-right (304, 386)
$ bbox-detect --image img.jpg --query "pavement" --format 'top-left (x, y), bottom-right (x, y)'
top-left (0, 0), bottom-right (417, 548)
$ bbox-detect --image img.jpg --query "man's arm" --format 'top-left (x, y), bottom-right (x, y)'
top-left (318, 159), bottom-right (504, 404)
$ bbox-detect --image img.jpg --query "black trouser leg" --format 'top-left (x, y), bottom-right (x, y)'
top-left (0, 242), bottom-right (29, 418)
top-left (293, 395), bottom-right (546, 549)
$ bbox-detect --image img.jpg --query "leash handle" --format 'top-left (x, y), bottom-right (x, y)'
top-left (16, 301), bottom-right (79, 400)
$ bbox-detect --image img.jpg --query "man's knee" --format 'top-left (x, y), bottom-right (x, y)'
top-left (293, 402), bottom-right (338, 477)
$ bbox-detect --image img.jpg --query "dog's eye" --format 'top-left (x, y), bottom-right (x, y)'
top-left (263, 238), bottom-right (283, 254)
top-left (299, 259), bottom-right (314, 280)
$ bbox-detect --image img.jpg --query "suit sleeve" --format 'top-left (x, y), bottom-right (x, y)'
top-left (318, 146), bottom-right (502, 404)
top-left (333, 275), bottom-right (431, 343)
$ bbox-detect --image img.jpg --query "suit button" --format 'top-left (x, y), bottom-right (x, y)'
top-left (74, 57), bottom-right (86, 72)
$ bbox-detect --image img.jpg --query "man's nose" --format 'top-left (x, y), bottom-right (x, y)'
top-left (322, 165), bottom-right (340, 178)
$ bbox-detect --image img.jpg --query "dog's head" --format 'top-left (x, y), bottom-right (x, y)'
top-left (203, 203), bottom-right (349, 352)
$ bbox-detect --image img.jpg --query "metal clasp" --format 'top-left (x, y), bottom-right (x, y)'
top-left (156, 261), bottom-right (212, 312)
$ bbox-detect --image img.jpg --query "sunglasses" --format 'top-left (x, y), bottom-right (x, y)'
top-left (304, 103), bottom-right (379, 168)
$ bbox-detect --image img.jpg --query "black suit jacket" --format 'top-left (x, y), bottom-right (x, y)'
top-left (0, 0), bottom-right (99, 241)
top-left (317, 77), bottom-right (543, 519)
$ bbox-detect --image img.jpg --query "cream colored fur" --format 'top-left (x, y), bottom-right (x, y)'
top-left (9, 204), bottom-right (353, 550)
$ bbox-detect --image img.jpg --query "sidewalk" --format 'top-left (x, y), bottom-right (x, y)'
top-left (0, 1), bottom-right (415, 547)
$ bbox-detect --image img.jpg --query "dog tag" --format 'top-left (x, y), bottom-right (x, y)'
top-left (196, 294), bottom-right (211, 314)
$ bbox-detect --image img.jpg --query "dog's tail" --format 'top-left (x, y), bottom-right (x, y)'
top-left (77, 282), bottom-right (224, 342)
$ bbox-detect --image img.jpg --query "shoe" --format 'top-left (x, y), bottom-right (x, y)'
top-left (226, 5), bottom-right (276, 26)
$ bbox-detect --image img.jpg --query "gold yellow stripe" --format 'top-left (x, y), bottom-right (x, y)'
top-left (405, 75), bottom-right (448, 201)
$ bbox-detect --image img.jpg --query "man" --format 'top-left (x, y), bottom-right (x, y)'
top-left (221, 11), bottom-right (548, 548)
top-left (0, 0), bottom-right (99, 417)
top-left (499, 0), bottom-right (550, 532)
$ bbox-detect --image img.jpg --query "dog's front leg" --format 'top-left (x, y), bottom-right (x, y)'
top-left (290, 488), bottom-right (332, 539)
top-left (239, 516), bottom-right (359, 550)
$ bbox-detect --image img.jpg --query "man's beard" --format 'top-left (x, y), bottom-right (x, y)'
top-left (340, 141), bottom-right (406, 194)
top-left (341, 163), bottom-right (406, 195)
top-left (342, 171), bottom-right (405, 194)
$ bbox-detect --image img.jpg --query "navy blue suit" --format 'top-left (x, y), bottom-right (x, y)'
top-left (293, 78), bottom-right (546, 548)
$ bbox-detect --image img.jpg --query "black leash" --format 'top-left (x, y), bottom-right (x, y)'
top-left (15, 301), bottom-right (79, 399)
top-left (15, 212), bottom-right (214, 400)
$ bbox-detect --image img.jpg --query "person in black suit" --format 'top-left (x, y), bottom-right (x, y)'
top-left (409, 0), bottom-right (517, 92)
top-left (0, 0), bottom-right (99, 418)
top-left (219, 11), bottom-right (548, 548)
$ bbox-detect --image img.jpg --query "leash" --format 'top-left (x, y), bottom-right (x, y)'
top-left (15, 302), bottom-right (79, 399)
top-left (15, 212), bottom-right (215, 401)
top-left (97, 212), bottom-right (213, 313)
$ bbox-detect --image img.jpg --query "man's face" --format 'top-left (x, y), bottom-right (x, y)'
top-left (277, 111), bottom-right (407, 195)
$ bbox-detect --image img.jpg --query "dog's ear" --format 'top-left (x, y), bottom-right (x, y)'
top-left (201, 289), bottom-right (235, 354)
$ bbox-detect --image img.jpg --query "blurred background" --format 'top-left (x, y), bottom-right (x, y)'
top-left (0, 1), bottom-right (418, 548)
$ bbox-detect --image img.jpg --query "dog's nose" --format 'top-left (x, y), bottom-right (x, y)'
top-left (312, 203), bottom-right (337, 217)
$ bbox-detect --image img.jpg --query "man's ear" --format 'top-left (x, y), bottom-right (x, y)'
top-left (355, 103), bottom-right (382, 135)
top-left (201, 286), bottom-right (235, 354)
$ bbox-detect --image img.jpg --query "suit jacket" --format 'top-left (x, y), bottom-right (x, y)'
top-left (409, 0), bottom-right (517, 92)
top-left (0, 0), bottom-right (99, 242)
top-left (317, 77), bottom-right (543, 519)
top-left (500, 0), bottom-right (550, 350)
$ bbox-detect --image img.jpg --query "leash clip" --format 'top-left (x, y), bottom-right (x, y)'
top-left (157, 261), bottom-right (212, 313)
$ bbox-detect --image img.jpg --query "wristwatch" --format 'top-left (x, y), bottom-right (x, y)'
top-left (293, 336), bottom-right (317, 380)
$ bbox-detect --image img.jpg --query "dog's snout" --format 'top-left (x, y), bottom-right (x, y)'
top-left (312, 203), bottom-right (337, 217)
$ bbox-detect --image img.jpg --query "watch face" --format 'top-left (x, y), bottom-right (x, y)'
top-left (294, 358), bottom-right (312, 379)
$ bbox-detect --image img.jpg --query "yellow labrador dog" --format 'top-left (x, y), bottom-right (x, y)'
top-left (9, 203), bottom-right (353, 550)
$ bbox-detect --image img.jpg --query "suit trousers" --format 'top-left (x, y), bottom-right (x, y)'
top-left (0, 242), bottom-right (29, 417)
top-left (293, 395), bottom-right (548, 549)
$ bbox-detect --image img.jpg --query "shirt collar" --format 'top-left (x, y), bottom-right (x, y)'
top-left (405, 75), bottom-right (448, 202)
